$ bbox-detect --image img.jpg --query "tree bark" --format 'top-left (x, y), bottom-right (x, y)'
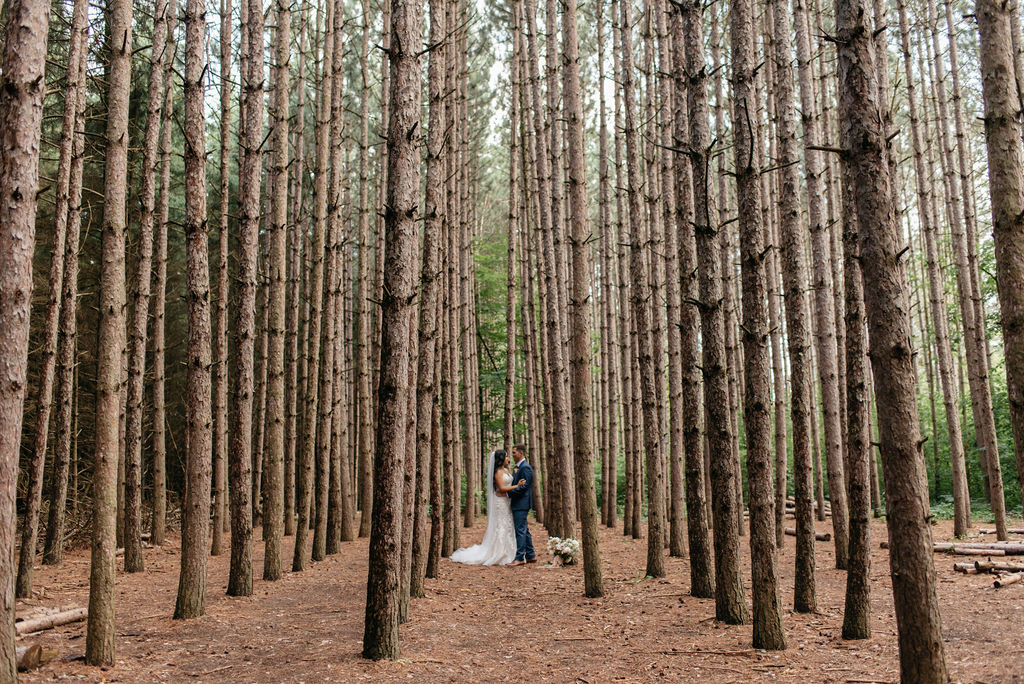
top-left (174, 0), bottom-right (213, 618)
top-left (212, 0), bottom-right (232, 554)
top-left (734, 0), bottom-right (783, 645)
top-left (562, 0), bottom-right (604, 597)
top-left (620, 0), bottom-right (666, 578)
top-left (229, 0), bottom-right (265, 596)
top-left (362, 0), bottom-right (421, 657)
top-left (836, 0), bottom-right (949, 674)
top-left (673, 0), bottom-right (715, 598)
top-left (356, 0), bottom-right (376, 540)
top-left (294, 0), bottom-right (333, 574)
top-left (793, 0), bottom-right (849, 568)
top-left (841, 144), bottom-right (872, 643)
top-left (683, 0), bottom-right (746, 619)
top-left (260, 0), bottom-right (290, 582)
top-left (86, 0), bottom-right (130, 662)
top-left (769, 0), bottom-right (816, 612)
top-left (151, 22), bottom-right (176, 548)
top-left (977, 0), bottom-right (1024, 528)
top-left (16, 0), bottom-right (96, 591)
top-left (0, 0), bottom-right (49, 668)
top-left (525, 0), bottom-right (574, 539)
top-left (41, 0), bottom-right (89, 567)
top-left (412, 0), bottom-right (447, 596)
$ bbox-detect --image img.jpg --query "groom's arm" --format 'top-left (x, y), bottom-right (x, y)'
top-left (514, 465), bottom-right (533, 492)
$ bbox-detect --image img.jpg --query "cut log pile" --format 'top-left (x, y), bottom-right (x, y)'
top-left (951, 557), bottom-right (1024, 588)
top-left (881, 540), bottom-right (1024, 556)
top-left (11, 604), bottom-right (86, 673)
top-left (15, 606), bottom-right (87, 636)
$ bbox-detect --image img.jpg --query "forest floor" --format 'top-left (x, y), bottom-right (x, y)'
top-left (15, 514), bottom-right (1024, 683)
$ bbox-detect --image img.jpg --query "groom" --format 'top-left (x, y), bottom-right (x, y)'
top-left (507, 443), bottom-right (536, 566)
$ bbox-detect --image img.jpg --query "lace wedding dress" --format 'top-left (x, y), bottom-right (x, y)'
top-left (450, 467), bottom-right (516, 566)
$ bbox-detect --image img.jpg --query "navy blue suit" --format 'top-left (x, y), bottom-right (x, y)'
top-left (508, 459), bottom-right (535, 561)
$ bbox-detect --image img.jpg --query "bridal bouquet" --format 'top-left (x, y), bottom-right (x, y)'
top-left (547, 537), bottom-right (581, 566)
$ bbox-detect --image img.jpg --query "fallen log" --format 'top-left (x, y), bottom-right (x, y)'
top-left (16, 644), bottom-right (58, 672)
top-left (994, 573), bottom-right (1024, 588)
top-left (953, 562), bottom-right (978, 574)
top-left (784, 528), bottom-right (831, 542)
top-left (15, 607), bottom-right (87, 636)
top-left (950, 547), bottom-right (1005, 556)
top-left (933, 542), bottom-right (1024, 554)
top-left (976, 560), bottom-right (1024, 573)
top-left (15, 604), bottom-right (80, 623)
top-left (979, 528), bottom-right (1024, 535)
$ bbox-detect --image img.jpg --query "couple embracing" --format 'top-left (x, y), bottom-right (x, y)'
top-left (450, 444), bottom-right (538, 567)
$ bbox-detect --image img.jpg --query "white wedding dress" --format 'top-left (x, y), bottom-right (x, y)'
top-left (450, 467), bottom-right (516, 566)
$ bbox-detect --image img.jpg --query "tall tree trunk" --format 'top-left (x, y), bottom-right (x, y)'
top-left (563, 0), bottom-right (604, 596)
top-left (977, 0), bottom-right (1024, 528)
top-left (612, 3), bottom-right (634, 540)
top-left (0, 0), bottom-right (49, 669)
top-left (44, 0), bottom-right (90, 564)
top-left (261, 0), bottom-right (290, 581)
top-left (294, 0), bottom-right (334, 574)
top-left (356, 0), bottom-right (376, 540)
top-left (362, 0), bottom-right (421, 657)
top-left (525, 0), bottom-right (574, 538)
top-left (620, 0), bottom-right (666, 577)
top-left (283, 12), bottom-right (307, 541)
top-left (770, 0), bottom-right (817, 611)
top-left (710, 12), bottom-right (746, 539)
top-left (86, 0), bottom-right (131, 662)
top-left (120, 0), bottom-right (171, 576)
top-left (505, 11), bottom-right (519, 456)
top-left (683, 0), bottom-right (745, 620)
top-left (412, 0), bottom-right (447, 596)
top-left (229, 0), bottom-right (265, 597)
top-left (175, 0), bottom-right (213, 618)
top-left (836, 0), bottom-right (949, 674)
top-left (598, 0), bottom-right (620, 531)
top-left (841, 148), bottom-right (872, 643)
top-left (955, 2), bottom-right (1003, 515)
top-left (674, 0), bottom-right (714, 598)
top-left (212, 0), bottom-right (233, 554)
top-left (653, 0), bottom-right (685, 559)
top-left (945, 1), bottom-right (1006, 534)
top-left (918, 0), bottom-right (971, 536)
top-left (315, 0), bottom-right (344, 563)
top-left (733, 0), bottom-right (783, 645)
top-left (17, 0), bottom-right (100, 591)
top-left (151, 23), bottom-right (176, 548)
top-left (793, 0), bottom-right (849, 568)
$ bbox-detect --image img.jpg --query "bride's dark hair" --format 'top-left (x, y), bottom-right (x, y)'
top-left (492, 450), bottom-right (507, 491)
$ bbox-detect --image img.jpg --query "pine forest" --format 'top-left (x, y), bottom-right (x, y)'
top-left (1, 0), bottom-right (1024, 677)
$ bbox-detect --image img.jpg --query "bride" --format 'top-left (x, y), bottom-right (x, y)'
top-left (450, 450), bottom-right (524, 566)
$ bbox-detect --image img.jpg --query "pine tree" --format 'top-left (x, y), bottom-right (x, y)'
top-left (174, 0), bottom-right (213, 619)
top-left (835, 0), bottom-right (948, 674)
top-left (87, 0), bottom-right (132, 663)
top-left (0, 0), bottom-right (50, 669)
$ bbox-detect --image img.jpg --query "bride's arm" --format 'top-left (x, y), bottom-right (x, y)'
top-left (495, 471), bottom-right (526, 493)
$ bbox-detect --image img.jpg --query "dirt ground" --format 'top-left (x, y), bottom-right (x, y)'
top-left (14, 514), bottom-right (1024, 683)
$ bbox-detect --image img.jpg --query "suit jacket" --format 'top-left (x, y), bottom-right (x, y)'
top-left (509, 459), bottom-right (534, 512)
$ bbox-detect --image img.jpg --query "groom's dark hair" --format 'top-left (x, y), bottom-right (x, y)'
top-left (513, 443), bottom-right (526, 456)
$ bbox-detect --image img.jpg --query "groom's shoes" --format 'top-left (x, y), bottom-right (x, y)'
top-left (526, 557), bottom-right (538, 564)
top-left (509, 560), bottom-right (526, 567)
